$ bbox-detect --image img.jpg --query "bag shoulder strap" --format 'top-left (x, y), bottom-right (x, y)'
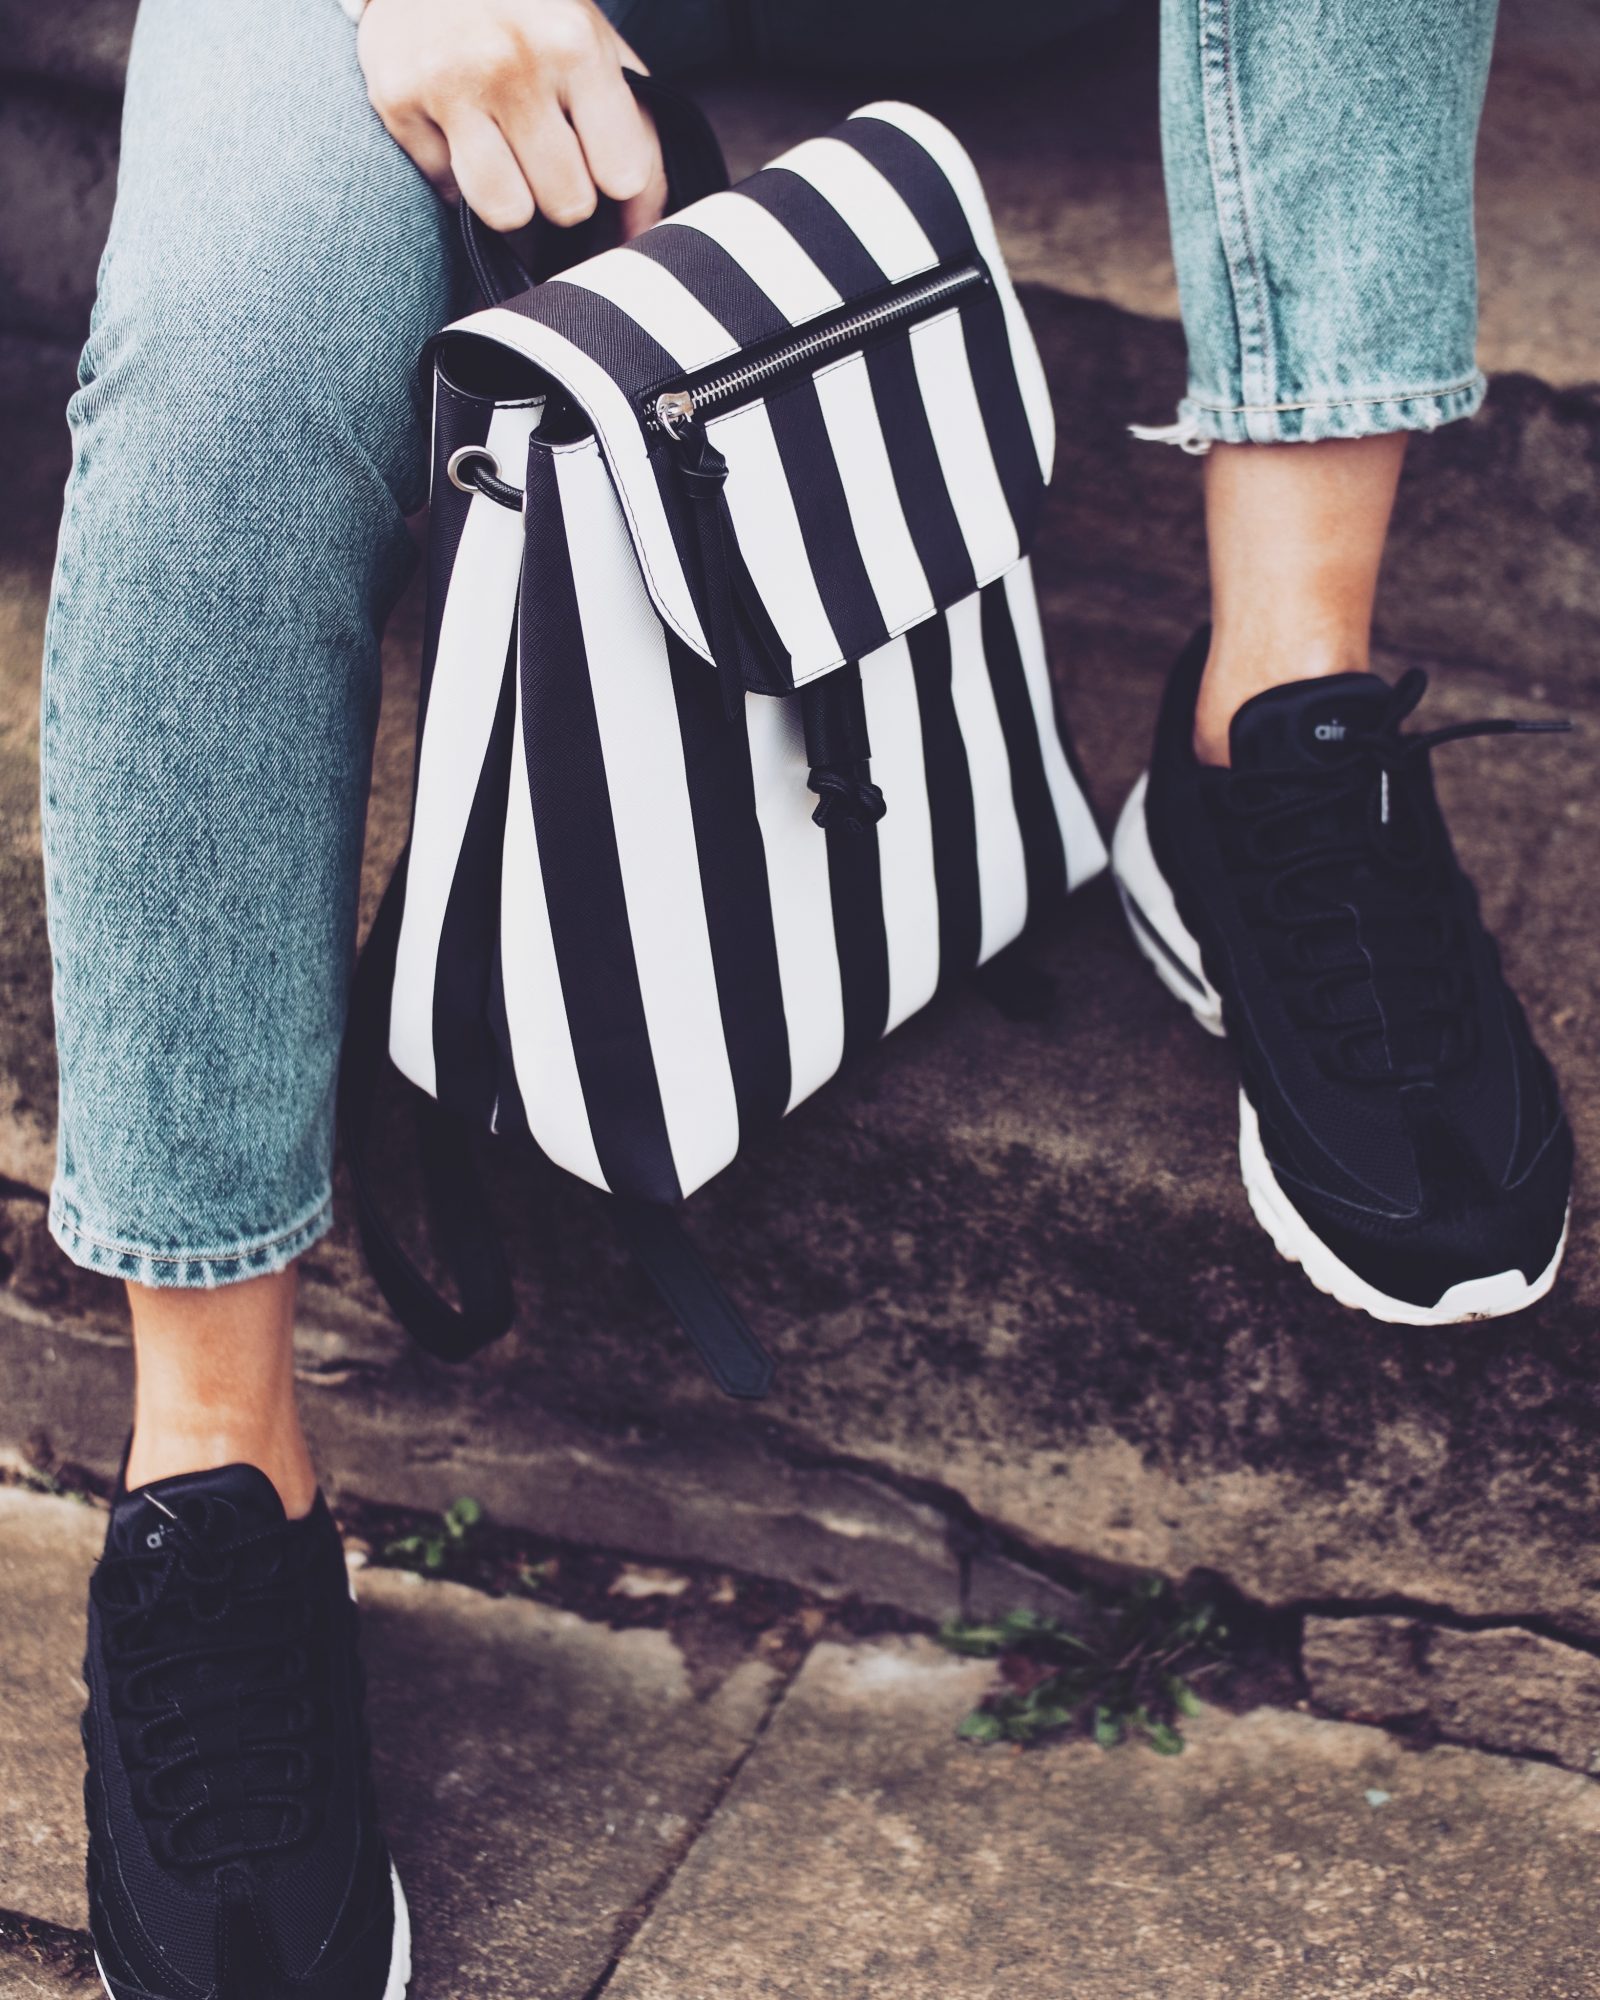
top-left (340, 852), bottom-right (774, 1398)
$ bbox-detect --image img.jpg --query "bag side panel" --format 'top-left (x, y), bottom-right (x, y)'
top-left (389, 391), bottom-right (542, 1104)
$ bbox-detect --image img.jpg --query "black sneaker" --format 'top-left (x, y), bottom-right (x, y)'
top-left (1112, 628), bottom-right (1572, 1324)
top-left (83, 1464), bottom-right (409, 2000)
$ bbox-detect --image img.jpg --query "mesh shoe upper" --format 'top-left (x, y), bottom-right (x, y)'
top-left (84, 1464), bottom-right (397, 2000)
top-left (1143, 629), bottom-right (1571, 1307)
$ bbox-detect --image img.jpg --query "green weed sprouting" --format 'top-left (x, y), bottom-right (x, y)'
top-left (939, 1576), bottom-right (1229, 1753)
top-left (382, 1496), bottom-right (485, 1576)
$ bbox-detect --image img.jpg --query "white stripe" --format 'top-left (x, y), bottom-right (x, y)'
top-left (909, 310), bottom-right (1020, 584)
top-left (500, 615), bottom-right (609, 1190)
top-left (813, 352), bottom-right (932, 634)
top-left (562, 246), bottom-right (737, 370)
top-left (946, 594), bottom-right (1029, 962)
top-left (764, 135), bottom-right (938, 282)
top-left (744, 694), bottom-right (845, 1110)
top-left (850, 101), bottom-right (1055, 479)
top-left (457, 306), bottom-right (713, 663)
top-left (859, 636), bottom-right (941, 1030)
top-left (390, 402), bottom-right (542, 1098)
top-left (555, 445), bottom-right (741, 1196)
top-left (706, 400), bottom-right (840, 675)
top-left (1002, 561), bottom-right (1109, 887)
top-left (673, 190), bottom-right (843, 322)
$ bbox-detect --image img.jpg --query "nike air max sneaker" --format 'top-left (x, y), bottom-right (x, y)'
top-left (83, 1464), bottom-right (410, 2000)
top-left (1113, 627), bottom-right (1571, 1324)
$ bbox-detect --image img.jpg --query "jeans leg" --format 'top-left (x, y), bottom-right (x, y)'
top-left (1154, 0), bottom-right (1499, 446)
top-left (41, 0), bottom-right (458, 1286)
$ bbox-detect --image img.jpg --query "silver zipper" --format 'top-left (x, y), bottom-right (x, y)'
top-left (649, 261), bottom-right (986, 438)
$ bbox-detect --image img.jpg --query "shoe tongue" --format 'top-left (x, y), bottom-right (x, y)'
top-left (1228, 672), bottom-right (1391, 772)
top-left (110, 1462), bottom-right (288, 1558)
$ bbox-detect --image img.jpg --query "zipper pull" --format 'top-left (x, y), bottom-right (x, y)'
top-left (656, 389), bottom-right (696, 439)
top-left (658, 403), bottom-right (790, 717)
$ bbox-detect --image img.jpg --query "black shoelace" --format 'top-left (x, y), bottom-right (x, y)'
top-left (96, 1496), bottom-right (323, 1867)
top-left (1213, 669), bottom-right (1569, 1086)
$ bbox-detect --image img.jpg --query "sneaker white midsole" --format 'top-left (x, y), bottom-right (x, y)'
top-left (1112, 771), bottom-right (1566, 1326)
top-left (97, 1863), bottom-right (411, 2000)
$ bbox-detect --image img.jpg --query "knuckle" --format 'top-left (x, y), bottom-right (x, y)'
top-left (481, 189), bottom-right (536, 231)
top-left (542, 4), bottom-right (603, 65)
top-left (543, 175), bottom-right (599, 226)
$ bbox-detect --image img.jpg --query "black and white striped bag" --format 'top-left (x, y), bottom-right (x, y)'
top-left (346, 87), bottom-right (1106, 1393)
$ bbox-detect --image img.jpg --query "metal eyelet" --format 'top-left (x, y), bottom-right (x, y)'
top-left (447, 444), bottom-right (501, 495)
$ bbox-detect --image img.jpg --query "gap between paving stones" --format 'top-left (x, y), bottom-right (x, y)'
top-left (572, 1657), bottom-right (802, 2000)
top-left (9, 1462), bottom-right (1600, 1798)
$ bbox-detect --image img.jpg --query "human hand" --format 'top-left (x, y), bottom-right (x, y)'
top-left (358, 0), bottom-right (667, 238)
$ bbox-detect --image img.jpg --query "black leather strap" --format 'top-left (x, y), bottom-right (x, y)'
top-left (340, 855), bottom-right (516, 1363)
top-left (611, 1199), bottom-right (775, 1401)
top-left (459, 71), bottom-right (730, 306)
top-left (341, 853), bottom-right (773, 1395)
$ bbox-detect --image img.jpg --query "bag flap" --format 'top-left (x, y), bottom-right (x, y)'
top-left (433, 101), bottom-right (1054, 691)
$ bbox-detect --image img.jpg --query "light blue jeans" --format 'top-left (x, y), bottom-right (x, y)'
top-left (40, 0), bottom-right (1500, 1285)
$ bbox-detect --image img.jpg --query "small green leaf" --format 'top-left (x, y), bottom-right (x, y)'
top-left (1092, 1705), bottom-right (1125, 1749)
top-left (957, 1710), bottom-right (1005, 1744)
top-left (938, 1620), bottom-right (1009, 1657)
top-left (1142, 1718), bottom-right (1186, 1756)
top-left (1169, 1677), bottom-right (1205, 1719)
top-left (445, 1496), bottom-right (484, 1537)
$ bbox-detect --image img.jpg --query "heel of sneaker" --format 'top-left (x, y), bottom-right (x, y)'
top-left (1111, 774), bottom-right (1226, 1037)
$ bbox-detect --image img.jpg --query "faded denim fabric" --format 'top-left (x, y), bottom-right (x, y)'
top-left (41, 0), bottom-right (458, 1285)
top-left (42, 0), bottom-right (1500, 1285)
top-left (1154, 0), bottom-right (1499, 445)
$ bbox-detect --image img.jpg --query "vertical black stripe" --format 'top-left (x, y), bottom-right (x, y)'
top-left (822, 665), bottom-right (892, 1062)
top-left (432, 632), bottom-right (518, 1124)
top-left (907, 613), bottom-right (983, 986)
top-left (517, 449), bottom-right (681, 1204)
top-left (833, 116), bottom-right (1045, 548)
top-left (629, 226), bottom-right (795, 344)
top-left (485, 941), bottom-right (529, 1143)
top-left (834, 117), bottom-right (976, 263)
top-left (955, 290), bottom-right (1045, 549)
top-left (736, 168), bottom-right (888, 297)
top-left (979, 578), bottom-right (1068, 920)
top-left (513, 279), bottom-right (682, 389)
top-left (864, 335), bottom-right (977, 603)
top-left (666, 644), bottom-right (792, 1139)
top-left (764, 380), bottom-right (889, 658)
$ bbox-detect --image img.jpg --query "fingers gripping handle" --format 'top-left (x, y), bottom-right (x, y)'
top-left (459, 70), bottom-right (729, 304)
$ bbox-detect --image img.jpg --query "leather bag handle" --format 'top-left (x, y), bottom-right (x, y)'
top-left (458, 70), bottom-right (730, 305)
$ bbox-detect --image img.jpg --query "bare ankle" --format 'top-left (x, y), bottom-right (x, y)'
top-left (124, 1266), bottom-right (318, 1517)
top-left (126, 1417), bottom-right (318, 1518)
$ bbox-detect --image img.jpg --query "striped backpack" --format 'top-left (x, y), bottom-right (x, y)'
top-left (344, 81), bottom-right (1107, 1395)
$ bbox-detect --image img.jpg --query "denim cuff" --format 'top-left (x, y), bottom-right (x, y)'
top-left (48, 1186), bottom-right (335, 1289)
top-left (1133, 373), bottom-right (1487, 451)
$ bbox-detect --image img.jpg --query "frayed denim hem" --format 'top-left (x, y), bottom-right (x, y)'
top-left (1131, 373), bottom-right (1487, 451)
top-left (48, 1186), bottom-right (335, 1289)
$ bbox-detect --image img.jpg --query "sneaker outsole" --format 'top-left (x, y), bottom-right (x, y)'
top-left (1111, 773), bottom-right (1566, 1326)
top-left (95, 1864), bottom-right (412, 2000)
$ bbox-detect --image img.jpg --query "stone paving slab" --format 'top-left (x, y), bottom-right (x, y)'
top-left (604, 1637), bottom-right (1600, 2000)
top-left (0, 1964), bottom-right (90, 1998)
top-left (0, 1485), bottom-right (777, 1999)
top-left (0, 1490), bottom-right (103, 1929)
top-left (1304, 1615), bottom-right (1600, 1776)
